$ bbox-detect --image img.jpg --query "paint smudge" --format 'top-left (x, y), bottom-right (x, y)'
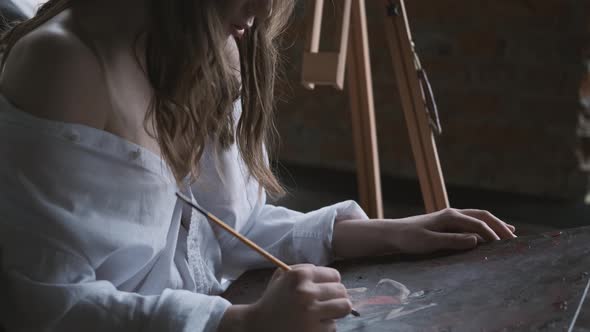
top-left (356, 295), bottom-right (402, 308)
top-left (385, 302), bottom-right (437, 320)
top-left (514, 242), bottom-right (529, 254)
top-left (552, 296), bottom-right (568, 311)
top-left (372, 279), bottom-right (411, 300)
top-left (541, 231), bottom-right (563, 246)
top-left (347, 287), bottom-right (368, 295)
top-left (352, 279), bottom-right (410, 309)
top-left (343, 278), bottom-right (437, 327)
top-left (409, 290), bottom-right (425, 298)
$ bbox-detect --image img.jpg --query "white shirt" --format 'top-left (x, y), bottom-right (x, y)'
top-left (0, 95), bottom-right (368, 332)
top-left (11, 0), bottom-right (40, 17)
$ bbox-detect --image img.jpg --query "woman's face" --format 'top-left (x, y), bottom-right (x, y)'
top-left (218, 0), bottom-right (273, 39)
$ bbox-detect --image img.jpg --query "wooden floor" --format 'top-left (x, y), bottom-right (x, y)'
top-left (275, 163), bottom-right (590, 235)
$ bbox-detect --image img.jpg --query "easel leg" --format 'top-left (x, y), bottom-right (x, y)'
top-left (383, 0), bottom-right (449, 213)
top-left (347, 0), bottom-right (384, 219)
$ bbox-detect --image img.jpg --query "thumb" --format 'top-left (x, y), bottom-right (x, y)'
top-left (431, 232), bottom-right (478, 251)
top-left (270, 267), bottom-right (287, 282)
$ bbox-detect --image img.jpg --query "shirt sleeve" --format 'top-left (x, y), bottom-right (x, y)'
top-left (1, 238), bottom-right (231, 332)
top-left (219, 200), bottom-right (369, 279)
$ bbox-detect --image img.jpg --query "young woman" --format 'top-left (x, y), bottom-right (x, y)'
top-left (0, 0), bottom-right (515, 331)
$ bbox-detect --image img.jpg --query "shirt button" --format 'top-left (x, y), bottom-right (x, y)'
top-left (63, 132), bottom-right (80, 142)
top-left (129, 149), bottom-right (141, 160)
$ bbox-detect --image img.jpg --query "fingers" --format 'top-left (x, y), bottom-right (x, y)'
top-left (262, 265), bottom-right (348, 331)
top-left (428, 231), bottom-right (478, 251)
top-left (272, 264), bottom-right (316, 282)
top-left (315, 267), bottom-right (341, 283)
top-left (459, 209), bottom-right (516, 240)
top-left (314, 282), bottom-right (348, 301)
top-left (286, 266), bottom-right (351, 321)
top-left (288, 269), bottom-right (348, 302)
top-left (270, 267), bottom-right (286, 282)
top-left (440, 209), bottom-right (500, 241)
top-left (289, 265), bottom-right (341, 283)
top-left (313, 298), bottom-right (353, 320)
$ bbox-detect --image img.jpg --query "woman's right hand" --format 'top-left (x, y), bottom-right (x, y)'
top-left (219, 264), bottom-right (352, 332)
top-left (252, 264), bottom-right (352, 331)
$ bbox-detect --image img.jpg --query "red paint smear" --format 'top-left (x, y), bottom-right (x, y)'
top-left (355, 296), bottom-right (402, 308)
top-left (514, 242), bottom-right (528, 254)
top-left (552, 296), bottom-right (568, 312)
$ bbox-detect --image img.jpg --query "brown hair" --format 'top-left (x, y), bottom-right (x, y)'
top-left (0, 0), bottom-right (293, 197)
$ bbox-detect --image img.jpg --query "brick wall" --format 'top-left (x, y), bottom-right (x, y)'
top-left (276, 0), bottom-right (589, 199)
top-left (579, 10), bottom-right (590, 202)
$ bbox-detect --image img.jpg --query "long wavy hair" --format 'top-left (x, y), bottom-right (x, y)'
top-left (0, 0), bottom-right (292, 197)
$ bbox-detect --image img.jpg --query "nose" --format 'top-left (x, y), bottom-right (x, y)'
top-left (248, 0), bottom-right (273, 20)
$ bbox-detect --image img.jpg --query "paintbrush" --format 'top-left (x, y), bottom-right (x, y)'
top-left (175, 191), bottom-right (360, 317)
top-left (568, 276), bottom-right (590, 332)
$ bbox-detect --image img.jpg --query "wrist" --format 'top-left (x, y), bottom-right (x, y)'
top-left (217, 304), bottom-right (257, 332)
top-left (332, 219), bottom-right (398, 258)
top-left (375, 219), bottom-right (402, 254)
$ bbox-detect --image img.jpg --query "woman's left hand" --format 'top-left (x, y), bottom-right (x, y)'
top-left (385, 208), bottom-right (516, 255)
top-left (332, 208), bottom-right (517, 258)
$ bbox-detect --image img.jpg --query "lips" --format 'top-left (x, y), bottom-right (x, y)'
top-left (230, 19), bottom-right (254, 39)
top-left (231, 24), bottom-right (246, 39)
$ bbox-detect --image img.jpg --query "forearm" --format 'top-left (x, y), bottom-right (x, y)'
top-left (332, 219), bottom-right (398, 258)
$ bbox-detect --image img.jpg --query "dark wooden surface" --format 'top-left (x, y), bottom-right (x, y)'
top-left (223, 227), bottom-right (590, 331)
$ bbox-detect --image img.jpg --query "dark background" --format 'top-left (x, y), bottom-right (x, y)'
top-left (273, 0), bottom-right (590, 231)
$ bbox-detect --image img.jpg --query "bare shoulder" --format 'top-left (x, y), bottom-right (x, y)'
top-left (0, 12), bottom-right (112, 129)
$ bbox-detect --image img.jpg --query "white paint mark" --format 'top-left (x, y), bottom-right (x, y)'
top-left (374, 279), bottom-right (410, 303)
top-left (409, 290), bottom-right (425, 298)
top-left (385, 303), bottom-right (438, 321)
top-left (347, 287), bottom-right (368, 294)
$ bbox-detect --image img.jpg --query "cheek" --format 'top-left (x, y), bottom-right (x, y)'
top-left (225, 37), bottom-right (241, 77)
top-left (261, 0), bottom-right (273, 16)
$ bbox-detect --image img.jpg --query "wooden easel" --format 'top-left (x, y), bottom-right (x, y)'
top-left (302, 0), bottom-right (450, 218)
